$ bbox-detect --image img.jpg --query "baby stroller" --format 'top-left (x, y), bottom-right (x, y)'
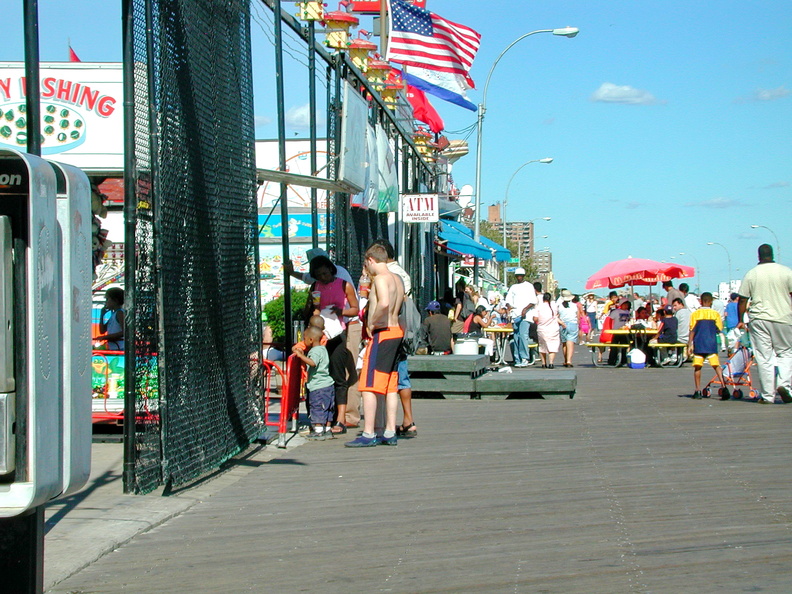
top-left (701, 344), bottom-right (756, 400)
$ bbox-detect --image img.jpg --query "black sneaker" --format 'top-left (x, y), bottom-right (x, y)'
top-left (777, 386), bottom-right (792, 404)
top-left (692, 391), bottom-right (703, 399)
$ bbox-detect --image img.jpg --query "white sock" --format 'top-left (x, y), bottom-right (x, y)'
top-left (362, 431), bottom-right (376, 438)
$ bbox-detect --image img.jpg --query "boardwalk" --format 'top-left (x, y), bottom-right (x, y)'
top-left (48, 351), bottom-right (792, 593)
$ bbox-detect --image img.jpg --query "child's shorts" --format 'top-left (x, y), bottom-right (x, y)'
top-left (692, 353), bottom-right (719, 367)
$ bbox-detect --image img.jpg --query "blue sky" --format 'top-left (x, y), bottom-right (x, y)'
top-left (7, 1), bottom-right (791, 295)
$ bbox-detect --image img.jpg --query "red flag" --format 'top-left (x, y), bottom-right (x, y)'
top-left (406, 84), bottom-right (443, 133)
top-left (69, 46), bottom-right (81, 62)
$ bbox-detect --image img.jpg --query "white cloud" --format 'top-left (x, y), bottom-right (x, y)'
top-left (285, 104), bottom-right (310, 128)
top-left (735, 86), bottom-right (790, 103)
top-left (685, 197), bottom-right (745, 209)
top-left (753, 86), bottom-right (790, 101)
top-left (284, 103), bottom-right (325, 130)
top-left (590, 82), bottom-right (660, 105)
top-left (763, 181), bottom-right (789, 189)
top-left (254, 115), bottom-right (272, 128)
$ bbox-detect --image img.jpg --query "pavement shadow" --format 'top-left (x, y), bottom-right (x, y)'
top-left (45, 469), bottom-right (122, 534)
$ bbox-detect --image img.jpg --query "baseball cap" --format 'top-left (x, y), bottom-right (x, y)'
top-left (514, 267), bottom-right (526, 276)
top-left (425, 300), bottom-right (441, 312)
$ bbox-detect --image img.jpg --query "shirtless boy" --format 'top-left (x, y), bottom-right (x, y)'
top-left (345, 243), bottom-right (405, 447)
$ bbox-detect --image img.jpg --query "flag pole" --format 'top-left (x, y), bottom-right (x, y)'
top-left (380, 1), bottom-right (388, 56)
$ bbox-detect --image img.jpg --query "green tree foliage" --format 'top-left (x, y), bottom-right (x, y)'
top-left (479, 221), bottom-right (538, 285)
top-left (263, 288), bottom-right (309, 343)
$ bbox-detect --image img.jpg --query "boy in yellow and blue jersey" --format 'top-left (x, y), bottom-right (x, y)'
top-left (690, 292), bottom-right (727, 399)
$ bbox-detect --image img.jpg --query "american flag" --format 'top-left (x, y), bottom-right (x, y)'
top-left (386, 0), bottom-right (481, 84)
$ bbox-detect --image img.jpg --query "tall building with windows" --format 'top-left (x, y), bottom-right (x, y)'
top-left (533, 250), bottom-right (555, 294)
top-left (487, 203), bottom-right (536, 260)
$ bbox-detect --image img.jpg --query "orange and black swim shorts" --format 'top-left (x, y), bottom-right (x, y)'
top-left (358, 326), bottom-right (404, 395)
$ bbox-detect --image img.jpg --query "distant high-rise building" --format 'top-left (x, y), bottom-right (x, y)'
top-left (487, 202), bottom-right (536, 259)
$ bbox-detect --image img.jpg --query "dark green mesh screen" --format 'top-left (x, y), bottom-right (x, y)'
top-left (127, 0), bottom-right (263, 494)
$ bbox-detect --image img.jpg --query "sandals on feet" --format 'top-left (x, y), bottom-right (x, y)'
top-left (331, 422), bottom-right (347, 434)
top-left (396, 423), bottom-right (417, 438)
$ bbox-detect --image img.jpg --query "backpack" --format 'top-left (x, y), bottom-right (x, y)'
top-left (399, 296), bottom-right (428, 356)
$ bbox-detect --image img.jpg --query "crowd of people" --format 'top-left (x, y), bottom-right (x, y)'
top-left (269, 242), bottom-right (792, 445)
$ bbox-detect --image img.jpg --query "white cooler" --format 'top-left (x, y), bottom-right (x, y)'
top-left (453, 339), bottom-right (480, 355)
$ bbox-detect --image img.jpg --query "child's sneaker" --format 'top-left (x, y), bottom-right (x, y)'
top-left (692, 391), bottom-right (703, 399)
top-left (307, 429), bottom-right (325, 441)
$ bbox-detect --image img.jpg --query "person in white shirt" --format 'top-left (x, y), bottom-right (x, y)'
top-left (672, 297), bottom-right (691, 347)
top-left (679, 283), bottom-right (701, 311)
top-left (737, 244), bottom-right (792, 404)
top-left (504, 268), bottom-right (538, 367)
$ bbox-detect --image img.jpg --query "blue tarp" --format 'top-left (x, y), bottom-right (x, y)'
top-left (438, 220), bottom-right (491, 260)
top-left (441, 219), bottom-right (510, 262)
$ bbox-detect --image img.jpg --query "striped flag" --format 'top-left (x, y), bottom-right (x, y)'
top-left (386, 0), bottom-right (481, 86)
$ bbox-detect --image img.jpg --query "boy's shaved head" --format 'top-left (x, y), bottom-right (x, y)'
top-left (303, 326), bottom-right (323, 341)
top-left (308, 315), bottom-right (325, 329)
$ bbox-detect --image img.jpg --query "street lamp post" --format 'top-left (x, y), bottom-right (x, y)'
top-left (503, 158), bottom-right (553, 284)
top-left (473, 26), bottom-right (578, 285)
top-left (678, 252), bottom-right (700, 293)
top-left (751, 224), bottom-right (781, 261)
top-left (707, 242), bottom-right (732, 290)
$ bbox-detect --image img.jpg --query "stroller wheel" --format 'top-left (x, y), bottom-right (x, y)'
top-left (719, 387), bottom-right (730, 400)
top-left (702, 387), bottom-right (711, 398)
top-left (749, 389), bottom-right (758, 399)
top-left (733, 389), bottom-right (743, 400)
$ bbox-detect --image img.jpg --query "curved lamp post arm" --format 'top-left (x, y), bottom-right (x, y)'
top-left (473, 26), bottom-right (578, 253)
top-left (707, 242), bottom-right (732, 287)
top-left (481, 28), bottom-right (579, 114)
top-left (678, 252), bottom-right (701, 293)
top-left (751, 225), bottom-right (781, 260)
top-left (502, 159), bottom-right (553, 285)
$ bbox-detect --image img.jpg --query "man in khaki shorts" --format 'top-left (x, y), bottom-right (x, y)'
top-left (737, 244), bottom-right (792, 404)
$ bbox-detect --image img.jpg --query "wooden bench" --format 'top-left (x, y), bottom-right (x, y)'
top-left (586, 343), bottom-right (630, 367)
top-left (407, 354), bottom-right (576, 400)
top-left (649, 343), bottom-right (688, 367)
top-left (474, 369), bottom-right (576, 400)
top-left (407, 354), bottom-right (490, 399)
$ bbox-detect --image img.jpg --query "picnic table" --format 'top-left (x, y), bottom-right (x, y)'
top-left (484, 326), bottom-right (513, 365)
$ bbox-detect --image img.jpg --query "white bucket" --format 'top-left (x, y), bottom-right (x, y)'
top-left (453, 339), bottom-right (479, 355)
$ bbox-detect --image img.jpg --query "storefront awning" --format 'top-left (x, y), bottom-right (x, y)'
top-left (441, 219), bottom-right (510, 262)
top-left (438, 220), bottom-right (491, 260)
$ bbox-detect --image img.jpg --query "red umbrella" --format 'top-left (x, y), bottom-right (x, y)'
top-left (585, 257), bottom-right (695, 290)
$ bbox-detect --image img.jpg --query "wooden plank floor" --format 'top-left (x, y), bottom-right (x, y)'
top-left (49, 349), bottom-right (792, 593)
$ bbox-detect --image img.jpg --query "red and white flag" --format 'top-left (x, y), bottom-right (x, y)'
top-left (68, 45), bottom-right (81, 62)
top-left (386, 0), bottom-right (481, 86)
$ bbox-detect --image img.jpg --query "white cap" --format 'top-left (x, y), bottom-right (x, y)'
top-left (514, 267), bottom-right (526, 276)
top-left (306, 247), bottom-right (328, 261)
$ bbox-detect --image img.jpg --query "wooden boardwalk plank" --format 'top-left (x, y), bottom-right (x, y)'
top-left (49, 350), bottom-right (792, 593)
